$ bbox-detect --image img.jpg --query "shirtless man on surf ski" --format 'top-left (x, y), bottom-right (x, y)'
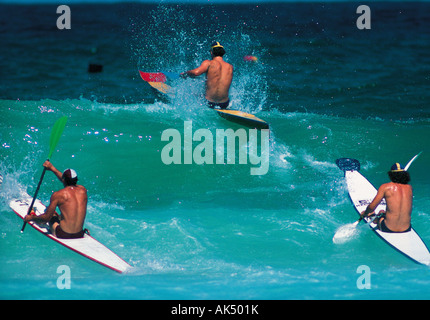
top-left (181, 41), bottom-right (233, 109)
top-left (24, 161), bottom-right (88, 239)
top-left (360, 163), bottom-right (413, 233)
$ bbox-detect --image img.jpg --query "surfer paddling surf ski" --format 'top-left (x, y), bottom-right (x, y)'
top-left (180, 41), bottom-right (233, 110)
top-left (359, 162), bottom-right (413, 233)
top-left (334, 154), bottom-right (430, 265)
top-left (24, 160), bottom-right (89, 239)
top-left (139, 42), bottom-right (269, 129)
top-left (7, 116), bottom-right (132, 273)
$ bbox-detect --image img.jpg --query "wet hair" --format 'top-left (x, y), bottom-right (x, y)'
top-left (388, 170), bottom-right (410, 184)
top-left (210, 41), bottom-right (225, 57)
top-left (211, 46), bottom-right (225, 57)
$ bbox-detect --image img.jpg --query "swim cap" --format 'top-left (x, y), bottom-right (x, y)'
top-left (62, 168), bottom-right (78, 180)
top-left (211, 41), bottom-right (224, 50)
top-left (390, 163), bottom-right (405, 172)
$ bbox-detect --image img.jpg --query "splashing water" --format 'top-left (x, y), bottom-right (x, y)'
top-left (2, 2), bottom-right (430, 300)
top-left (129, 4), bottom-right (271, 113)
top-left (332, 221), bottom-right (360, 244)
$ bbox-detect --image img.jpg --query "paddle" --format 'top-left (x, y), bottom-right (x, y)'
top-left (161, 71), bottom-right (180, 80)
top-left (404, 151), bottom-right (422, 171)
top-left (333, 152), bottom-right (422, 243)
top-left (138, 71), bottom-right (181, 82)
top-left (21, 116), bottom-right (68, 233)
top-left (138, 71), bottom-right (167, 82)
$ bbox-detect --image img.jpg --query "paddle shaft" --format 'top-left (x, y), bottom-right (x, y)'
top-left (19, 116), bottom-right (67, 233)
top-left (21, 166), bottom-right (48, 232)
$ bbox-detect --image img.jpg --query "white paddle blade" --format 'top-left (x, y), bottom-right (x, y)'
top-left (404, 152), bottom-right (422, 171)
top-left (333, 221), bottom-right (360, 244)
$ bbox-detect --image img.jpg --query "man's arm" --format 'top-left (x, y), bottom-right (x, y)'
top-left (360, 184), bottom-right (386, 218)
top-left (24, 192), bottom-right (59, 223)
top-left (181, 60), bottom-right (210, 78)
top-left (43, 160), bottom-right (62, 182)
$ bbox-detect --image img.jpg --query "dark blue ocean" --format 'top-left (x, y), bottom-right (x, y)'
top-left (1, 1), bottom-right (430, 301)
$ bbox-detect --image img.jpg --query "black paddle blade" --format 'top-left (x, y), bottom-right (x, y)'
top-left (336, 158), bottom-right (360, 172)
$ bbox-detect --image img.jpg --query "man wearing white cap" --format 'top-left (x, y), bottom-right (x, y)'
top-left (24, 160), bottom-right (88, 239)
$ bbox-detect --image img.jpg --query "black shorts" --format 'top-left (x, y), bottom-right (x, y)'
top-left (207, 99), bottom-right (230, 109)
top-left (49, 215), bottom-right (85, 239)
top-left (55, 225), bottom-right (85, 239)
top-left (380, 219), bottom-right (411, 233)
top-left (49, 215), bottom-right (60, 225)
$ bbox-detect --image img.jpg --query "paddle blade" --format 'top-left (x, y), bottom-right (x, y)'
top-left (332, 221), bottom-right (360, 244)
top-left (47, 116), bottom-right (67, 159)
top-left (404, 152), bottom-right (422, 171)
top-left (336, 158), bottom-right (360, 172)
top-left (139, 71), bottom-right (167, 82)
top-left (147, 82), bottom-right (172, 95)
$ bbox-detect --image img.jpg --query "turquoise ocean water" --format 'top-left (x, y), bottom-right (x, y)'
top-left (1, 2), bottom-right (430, 300)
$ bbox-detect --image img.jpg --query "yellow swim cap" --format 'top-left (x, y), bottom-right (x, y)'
top-left (211, 41), bottom-right (224, 50)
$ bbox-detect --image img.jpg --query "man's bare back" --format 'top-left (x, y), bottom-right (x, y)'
top-left (24, 161), bottom-right (88, 237)
top-left (48, 185), bottom-right (87, 234)
top-left (181, 42), bottom-right (233, 104)
top-left (203, 57), bottom-right (233, 103)
top-left (361, 164), bottom-right (413, 233)
top-left (375, 183), bottom-right (412, 232)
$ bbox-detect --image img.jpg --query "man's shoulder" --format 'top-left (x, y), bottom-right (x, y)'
top-left (50, 188), bottom-right (67, 202)
top-left (57, 185), bottom-right (87, 194)
top-left (376, 182), bottom-right (392, 194)
top-left (380, 182), bottom-right (411, 192)
top-left (380, 182), bottom-right (393, 189)
top-left (222, 60), bottom-right (233, 70)
top-left (72, 185), bottom-right (88, 194)
top-left (53, 188), bottom-right (66, 196)
top-left (211, 59), bottom-right (233, 71)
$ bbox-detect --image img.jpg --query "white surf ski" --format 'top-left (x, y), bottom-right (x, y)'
top-left (336, 158), bottom-right (430, 266)
top-left (10, 194), bottom-right (132, 273)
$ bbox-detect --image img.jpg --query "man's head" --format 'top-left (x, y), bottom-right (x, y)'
top-left (388, 163), bottom-right (410, 184)
top-left (210, 41), bottom-right (225, 57)
top-left (62, 168), bottom-right (78, 186)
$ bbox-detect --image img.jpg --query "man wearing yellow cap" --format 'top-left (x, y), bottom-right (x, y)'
top-left (181, 41), bottom-right (233, 109)
top-left (360, 163), bottom-right (413, 233)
